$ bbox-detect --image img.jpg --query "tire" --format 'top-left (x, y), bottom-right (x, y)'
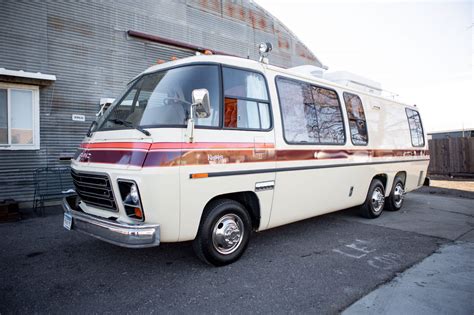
top-left (193, 199), bottom-right (252, 266)
top-left (386, 177), bottom-right (405, 211)
top-left (360, 179), bottom-right (385, 219)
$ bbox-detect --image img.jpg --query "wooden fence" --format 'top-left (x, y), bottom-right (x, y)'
top-left (428, 137), bottom-right (474, 175)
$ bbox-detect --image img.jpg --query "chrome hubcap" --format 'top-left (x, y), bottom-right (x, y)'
top-left (212, 214), bottom-right (244, 255)
top-left (393, 184), bottom-right (405, 207)
top-left (371, 187), bottom-right (385, 213)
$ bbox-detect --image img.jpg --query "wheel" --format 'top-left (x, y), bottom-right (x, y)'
top-left (386, 177), bottom-right (405, 211)
top-left (193, 199), bottom-right (252, 266)
top-left (360, 179), bottom-right (385, 219)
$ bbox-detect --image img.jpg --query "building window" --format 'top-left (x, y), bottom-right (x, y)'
top-left (406, 108), bottom-right (425, 147)
top-left (0, 83), bottom-right (39, 150)
top-left (223, 67), bottom-right (271, 130)
top-left (343, 92), bottom-right (368, 145)
top-left (276, 77), bottom-right (345, 144)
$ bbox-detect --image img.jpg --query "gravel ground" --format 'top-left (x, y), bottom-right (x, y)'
top-left (430, 179), bottom-right (474, 193)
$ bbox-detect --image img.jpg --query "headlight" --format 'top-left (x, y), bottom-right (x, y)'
top-left (128, 184), bottom-right (139, 204)
top-left (118, 180), bottom-right (144, 221)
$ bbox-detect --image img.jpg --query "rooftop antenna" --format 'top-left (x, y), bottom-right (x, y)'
top-left (258, 42), bottom-right (272, 64)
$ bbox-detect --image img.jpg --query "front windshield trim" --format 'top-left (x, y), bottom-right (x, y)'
top-left (95, 61), bottom-right (275, 133)
top-left (98, 62), bottom-right (223, 132)
top-left (97, 78), bottom-right (141, 131)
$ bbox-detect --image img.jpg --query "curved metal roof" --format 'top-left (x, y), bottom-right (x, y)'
top-left (129, 0), bottom-right (322, 68)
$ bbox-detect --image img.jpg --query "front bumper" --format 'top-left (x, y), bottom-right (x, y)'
top-left (62, 195), bottom-right (160, 248)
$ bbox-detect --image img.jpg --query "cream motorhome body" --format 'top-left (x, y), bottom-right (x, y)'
top-left (63, 54), bottom-right (429, 266)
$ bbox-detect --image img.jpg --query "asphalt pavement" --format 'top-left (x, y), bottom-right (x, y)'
top-left (0, 190), bottom-right (472, 314)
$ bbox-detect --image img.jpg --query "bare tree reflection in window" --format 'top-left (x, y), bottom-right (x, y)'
top-left (277, 78), bottom-right (345, 144)
top-left (343, 93), bottom-right (368, 145)
top-left (278, 79), bottom-right (310, 142)
top-left (406, 108), bottom-right (424, 147)
top-left (312, 87), bottom-right (345, 144)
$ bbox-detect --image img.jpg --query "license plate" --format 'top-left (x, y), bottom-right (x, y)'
top-left (63, 213), bottom-right (73, 230)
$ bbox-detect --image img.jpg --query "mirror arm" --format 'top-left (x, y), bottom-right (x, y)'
top-left (186, 103), bottom-right (197, 143)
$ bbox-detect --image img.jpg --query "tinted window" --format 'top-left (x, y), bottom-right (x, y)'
top-left (406, 108), bottom-right (424, 146)
top-left (343, 92), bottom-right (368, 145)
top-left (223, 67), bottom-right (271, 130)
top-left (99, 65), bottom-right (220, 130)
top-left (276, 77), bottom-right (345, 144)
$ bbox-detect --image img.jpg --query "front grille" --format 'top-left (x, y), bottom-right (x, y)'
top-left (71, 170), bottom-right (117, 211)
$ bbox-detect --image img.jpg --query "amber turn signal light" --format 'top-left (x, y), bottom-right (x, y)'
top-left (191, 173), bottom-right (208, 179)
top-left (134, 207), bottom-right (143, 219)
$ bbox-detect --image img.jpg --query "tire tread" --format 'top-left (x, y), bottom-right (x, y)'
top-left (193, 198), bottom-right (251, 266)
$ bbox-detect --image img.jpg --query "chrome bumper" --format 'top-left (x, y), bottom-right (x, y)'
top-left (62, 196), bottom-right (160, 248)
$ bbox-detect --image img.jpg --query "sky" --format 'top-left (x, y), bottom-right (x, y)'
top-left (254, 0), bottom-right (473, 132)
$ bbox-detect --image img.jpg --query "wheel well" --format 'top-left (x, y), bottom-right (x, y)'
top-left (373, 173), bottom-right (388, 190)
top-left (394, 171), bottom-right (407, 185)
top-left (206, 192), bottom-right (261, 230)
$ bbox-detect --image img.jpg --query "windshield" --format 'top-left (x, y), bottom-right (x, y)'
top-left (98, 65), bottom-right (221, 131)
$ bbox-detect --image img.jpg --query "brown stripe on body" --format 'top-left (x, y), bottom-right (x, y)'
top-left (74, 142), bottom-right (429, 167)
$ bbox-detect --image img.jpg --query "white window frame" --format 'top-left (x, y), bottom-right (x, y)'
top-left (0, 83), bottom-right (40, 150)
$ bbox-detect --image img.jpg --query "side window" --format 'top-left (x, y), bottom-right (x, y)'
top-left (276, 77), bottom-right (345, 144)
top-left (406, 108), bottom-right (425, 147)
top-left (223, 67), bottom-right (271, 130)
top-left (0, 85), bottom-right (39, 150)
top-left (343, 92), bottom-right (368, 145)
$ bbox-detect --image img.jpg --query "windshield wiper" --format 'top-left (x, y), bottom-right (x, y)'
top-left (87, 120), bottom-right (98, 137)
top-left (107, 118), bottom-right (151, 136)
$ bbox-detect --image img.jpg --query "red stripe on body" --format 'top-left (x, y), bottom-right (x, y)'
top-left (150, 142), bottom-right (275, 150)
top-left (76, 142), bottom-right (429, 167)
top-left (80, 142), bottom-right (151, 150)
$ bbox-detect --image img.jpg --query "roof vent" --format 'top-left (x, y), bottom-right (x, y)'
top-left (288, 65), bottom-right (326, 78)
top-left (324, 71), bottom-right (382, 95)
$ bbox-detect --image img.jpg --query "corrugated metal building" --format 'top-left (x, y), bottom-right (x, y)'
top-left (0, 0), bottom-right (320, 206)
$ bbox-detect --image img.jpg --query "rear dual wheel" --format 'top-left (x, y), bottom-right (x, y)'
top-left (386, 177), bottom-right (405, 211)
top-left (360, 179), bottom-right (385, 219)
top-left (360, 177), bottom-right (406, 218)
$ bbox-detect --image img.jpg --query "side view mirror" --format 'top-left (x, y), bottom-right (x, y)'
top-left (192, 89), bottom-right (211, 118)
top-left (186, 89), bottom-right (211, 143)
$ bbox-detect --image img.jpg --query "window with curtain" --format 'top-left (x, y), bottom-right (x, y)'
top-left (222, 67), bottom-right (271, 130)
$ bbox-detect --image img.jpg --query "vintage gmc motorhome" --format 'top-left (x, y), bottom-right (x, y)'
top-left (63, 52), bottom-right (429, 266)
